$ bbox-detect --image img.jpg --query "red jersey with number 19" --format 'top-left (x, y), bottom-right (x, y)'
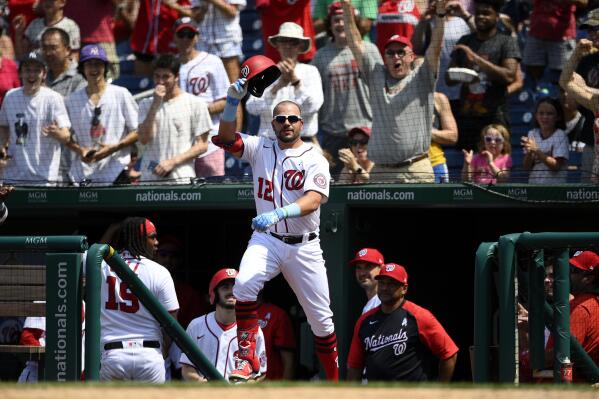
top-left (100, 250), bottom-right (179, 345)
top-left (240, 135), bottom-right (330, 235)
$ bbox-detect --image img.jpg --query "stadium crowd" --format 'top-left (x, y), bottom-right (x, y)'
top-left (0, 0), bottom-right (597, 185)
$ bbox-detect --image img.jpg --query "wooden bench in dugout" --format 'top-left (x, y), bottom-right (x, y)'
top-left (0, 265), bottom-right (46, 379)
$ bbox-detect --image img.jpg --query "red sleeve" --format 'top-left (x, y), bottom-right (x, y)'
top-left (347, 308), bottom-right (378, 369)
top-left (19, 328), bottom-right (44, 346)
top-left (405, 301), bottom-right (459, 360)
top-left (271, 306), bottom-right (296, 350)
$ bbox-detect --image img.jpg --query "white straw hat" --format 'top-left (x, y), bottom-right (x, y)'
top-left (267, 22), bottom-right (311, 54)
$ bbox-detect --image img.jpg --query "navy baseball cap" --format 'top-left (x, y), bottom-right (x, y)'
top-left (80, 44), bottom-right (108, 63)
top-left (174, 17), bottom-right (199, 33)
top-left (19, 51), bottom-right (46, 68)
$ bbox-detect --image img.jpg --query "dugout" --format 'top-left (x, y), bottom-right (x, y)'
top-left (2, 183), bottom-right (599, 381)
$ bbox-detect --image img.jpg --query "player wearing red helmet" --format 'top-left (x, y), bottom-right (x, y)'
top-left (180, 268), bottom-right (267, 382)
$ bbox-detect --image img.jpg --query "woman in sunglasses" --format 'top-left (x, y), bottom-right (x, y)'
top-left (462, 123), bottom-right (512, 184)
top-left (337, 126), bottom-right (373, 183)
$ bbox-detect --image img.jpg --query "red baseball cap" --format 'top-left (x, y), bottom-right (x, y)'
top-left (328, 1), bottom-right (358, 17)
top-left (376, 263), bottom-right (408, 284)
top-left (569, 251), bottom-right (599, 275)
top-left (348, 126), bottom-right (371, 138)
top-left (349, 248), bottom-right (384, 266)
top-left (384, 34), bottom-right (413, 50)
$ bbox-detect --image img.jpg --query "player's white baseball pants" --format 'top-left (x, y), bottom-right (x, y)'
top-left (234, 231), bottom-right (335, 337)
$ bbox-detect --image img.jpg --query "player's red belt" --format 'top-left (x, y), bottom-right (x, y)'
top-left (379, 153), bottom-right (428, 168)
top-left (270, 232), bottom-right (318, 245)
top-left (104, 340), bottom-right (160, 350)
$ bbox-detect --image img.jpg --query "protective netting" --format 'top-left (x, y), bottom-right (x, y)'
top-left (0, 1), bottom-right (595, 186)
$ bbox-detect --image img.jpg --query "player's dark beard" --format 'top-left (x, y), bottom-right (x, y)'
top-left (216, 295), bottom-right (235, 309)
top-left (276, 128), bottom-right (300, 144)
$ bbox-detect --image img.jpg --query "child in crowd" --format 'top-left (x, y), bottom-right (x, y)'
top-left (462, 123), bottom-right (512, 184)
top-left (521, 97), bottom-right (569, 184)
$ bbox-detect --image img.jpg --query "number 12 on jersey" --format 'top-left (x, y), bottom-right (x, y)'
top-left (257, 177), bottom-right (273, 201)
top-left (105, 276), bottom-right (140, 313)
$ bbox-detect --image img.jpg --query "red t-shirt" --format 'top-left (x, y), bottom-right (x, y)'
top-left (256, 0), bottom-right (315, 63)
top-left (529, 0), bottom-right (576, 41)
top-left (7, 0), bottom-right (40, 41)
top-left (0, 58), bottom-right (20, 106)
top-left (547, 293), bottom-right (599, 382)
top-left (131, 0), bottom-right (190, 56)
top-left (375, 0), bottom-right (421, 56)
top-left (348, 300), bottom-right (458, 381)
top-left (65, 0), bottom-right (115, 43)
top-left (257, 302), bottom-right (296, 380)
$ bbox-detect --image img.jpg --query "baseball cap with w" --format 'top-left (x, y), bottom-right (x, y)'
top-left (375, 263), bottom-right (408, 285)
top-left (349, 248), bottom-right (384, 266)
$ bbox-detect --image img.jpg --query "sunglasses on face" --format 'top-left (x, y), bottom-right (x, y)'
top-left (349, 139), bottom-right (368, 146)
top-left (176, 30), bottom-right (197, 39)
top-left (277, 38), bottom-right (301, 46)
top-left (484, 135), bottom-right (504, 144)
top-left (273, 114), bottom-right (302, 124)
top-left (385, 49), bottom-right (410, 57)
top-left (92, 106), bottom-right (101, 126)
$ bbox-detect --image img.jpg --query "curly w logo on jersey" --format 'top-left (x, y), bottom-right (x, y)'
top-left (284, 169), bottom-right (305, 190)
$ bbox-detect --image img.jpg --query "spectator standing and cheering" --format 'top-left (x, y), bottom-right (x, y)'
top-left (256, 0), bottom-right (316, 63)
top-left (41, 28), bottom-right (85, 97)
top-left (191, 0), bottom-right (245, 83)
top-left (174, 17), bottom-right (228, 178)
top-left (342, 0), bottom-right (448, 183)
top-left (349, 247), bottom-right (384, 314)
top-left (41, 27), bottom-right (86, 184)
top-left (65, 0), bottom-right (121, 80)
top-left (313, 0), bottom-right (377, 42)
top-left (246, 23), bottom-right (323, 147)
top-left (446, 0), bottom-right (520, 152)
top-left (571, 9), bottom-right (599, 183)
top-left (412, 0), bottom-right (474, 111)
top-left (347, 263), bottom-right (459, 381)
top-left (100, 217), bottom-right (179, 382)
top-left (181, 269), bottom-right (267, 381)
top-left (311, 2), bottom-right (378, 178)
top-left (14, 0), bottom-right (81, 60)
top-left (0, 51), bottom-right (71, 186)
top-left (522, 0), bottom-right (586, 88)
top-left (65, 44), bottom-right (139, 185)
top-left (138, 54), bottom-right (212, 183)
top-left (131, 0), bottom-right (191, 76)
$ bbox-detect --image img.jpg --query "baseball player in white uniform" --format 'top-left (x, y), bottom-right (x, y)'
top-left (100, 217), bottom-right (179, 383)
top-left (212, 78), bottom-right (338, 382)
top-left (180, 268), bottom-right (267, 381)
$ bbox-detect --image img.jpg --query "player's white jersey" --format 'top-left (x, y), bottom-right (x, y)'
top-left (179, 312), bottom-right (267, 380)
top-left (240, 135), bottom-right (330, 235)
top-left (100, 251), bottom-right (179, 345)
